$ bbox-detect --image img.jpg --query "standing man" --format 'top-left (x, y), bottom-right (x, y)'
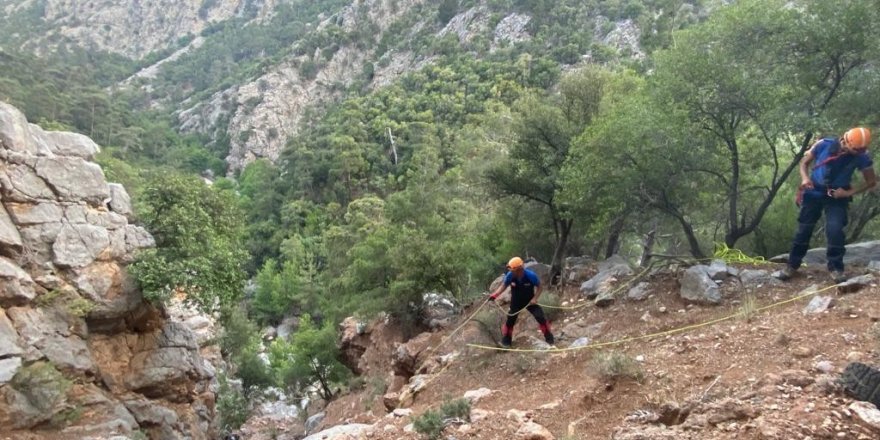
top-left (777, 128), bottom-right (876, 283)
top-left (488, 257), bottom-right (555, 348)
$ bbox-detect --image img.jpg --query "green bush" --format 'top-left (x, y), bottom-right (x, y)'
top-left (216, 374), bottom-right (251, 436)
top-left (413, 409), bottom-right (444, 440)
top-left (440, 398), bottom-right (471, 421)
top-left (590, 351), bottom-right (644, 381)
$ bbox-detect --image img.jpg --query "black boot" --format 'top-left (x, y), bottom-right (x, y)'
top-left (501, 334), bottom-right (512, 348)
top-left (544, 332), bottom-right (555, 345)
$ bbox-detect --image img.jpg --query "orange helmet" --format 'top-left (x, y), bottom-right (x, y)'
top-left (843, 127), bottom-right (871, 151)
top-left (507, 257), bottom-right (524, 270)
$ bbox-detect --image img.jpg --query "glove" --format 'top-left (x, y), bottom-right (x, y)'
top-left (487, 294), bottom-right (497, 302)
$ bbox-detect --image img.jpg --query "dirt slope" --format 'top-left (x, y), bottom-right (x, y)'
top-left (255, 264), bottom-right (880, 439)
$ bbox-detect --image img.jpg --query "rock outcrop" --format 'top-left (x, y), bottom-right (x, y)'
top-left (0, 101), bottom-right (217, 439)
top-left (9, 0), bottom-right (277, 59)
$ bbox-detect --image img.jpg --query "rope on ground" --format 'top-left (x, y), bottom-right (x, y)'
top-left (467, 281), bottom-right (839, 353)
top-left (397, 298), bottom-right (489, 406)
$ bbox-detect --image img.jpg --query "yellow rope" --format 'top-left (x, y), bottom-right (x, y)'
top-left (468, 282), bottom-right (839, 353)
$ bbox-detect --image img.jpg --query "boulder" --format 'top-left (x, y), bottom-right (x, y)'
top-left (581, 256), bottom-right (633, 300)
top-left (803, 296), bottom-right (833, 315)
top-left (679, 265), bottom-right (721, 305)
top-left (738, 269), bottom-right (781, 288)
top-left (837, 274), bottom-right (876, 294)
top-left (707, 260), bottom-right (736, 280)
top-left (302, 424), bottom-right (373, 440)
top-left (305, 412), bottom-right (326, 434)
top-left (515, 420), bottom-right (554, 440)
top-left (626, 282), bottom-right (651, 301)
top-left (772, 240), bottom-right (880, 267)
top-left (559, 320), bottom-right (605, 340)
top-left (524, 261), bottom-right (552, 285)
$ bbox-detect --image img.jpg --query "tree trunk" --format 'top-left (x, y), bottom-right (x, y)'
top-left (604, 215), bottom-right (627, 259)
top-left (549, 219), bottom-right (573, 285)
top-left (639, 219), bottom-right (659, 267)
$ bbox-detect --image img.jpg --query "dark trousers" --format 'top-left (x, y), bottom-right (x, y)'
top-left (502, 293), bottom-right (550, 338)
top-left (788, 195), bottom-right (849, 271)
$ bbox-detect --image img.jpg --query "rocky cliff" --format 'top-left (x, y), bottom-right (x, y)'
top-left (0, 101), bottom-right (218, 439)
top-left (4, 0), bottom-right (276, 58)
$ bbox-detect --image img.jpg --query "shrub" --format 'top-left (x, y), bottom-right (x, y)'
top-left (217, 374), bottom-right (250, 436)
top-left (590, 351), bottom-right (644, 381)
top-left (413, 409), bottom-right (444, 440)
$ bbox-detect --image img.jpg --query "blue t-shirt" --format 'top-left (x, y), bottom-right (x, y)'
top-left (808, 138), bottom-right (872, 193)
top-left (503, 269), bottom-right (541, 298)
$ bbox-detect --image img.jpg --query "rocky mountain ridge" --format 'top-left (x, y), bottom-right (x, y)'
top-left (0, 101), bottom-right (219, 439)
top-left (2, 0), bottom-right (277, 58)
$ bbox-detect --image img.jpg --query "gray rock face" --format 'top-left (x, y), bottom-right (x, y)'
top-left (0, 204), bottom-right (22, 250)
top-left (108, 183), bottom-right (134, 220)
top-left (0, 357), bottom-right (22, 384)
top-left (35, 156), bottom-right (110, 205)
top-left (680, 265), bottom-right (722, 305)
top-left (7, 307), bottom-right (94, 373)
top-left (0, 309), bottom-right (23, 358)
top-left (0, 102), bottom-right (216, 438)
top-left (52, 223), bottom-right (111, 268)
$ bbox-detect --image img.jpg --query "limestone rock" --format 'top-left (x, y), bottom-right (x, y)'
top-left (803, 295), bottom-right (833, 315)
top-left (52, 223), bottom-right (111, 268)
top-left (850, 401), bottom-right (880, 433)
top-left (463, 387), bottom-right (493, 403)
top-left (0, 357), bottom-right (22, 384)
top-left (107, 183), bottom-right (134, 220)
top-left (0, 309), bottom-right (23, 358)
top-left (515, 420), bottom-right (554, 440)
top-left (679, 265), bottom-right (721, 305)
top-left (0, 204), bottom-right (23, 250)
top-left (43, 130), bottom-right (100, 159)
top-left (0, 257), bottom-right (37, 305)
top-left (35, 156), bottom-right (110, 205)
top-left (305, 412), bottom-right (326, 434)
top-left (626, 282), bottom-right (651, 301)
top-left (7, 306), bottom-right (94, 373)
top-left (302, 423), bottom-right (373, 440)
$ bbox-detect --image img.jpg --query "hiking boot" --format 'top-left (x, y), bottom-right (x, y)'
top-left (501, 334), bottom-right (512, 348)
top-left (832, 270), bottom-right (847, 284)
top-left (775, 265), bottom-right (797, 281)
top-left (544, 333), bottom-right (555, 345)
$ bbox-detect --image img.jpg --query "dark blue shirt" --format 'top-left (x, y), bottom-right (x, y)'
top-left (503, 269), bottom-right (541, 299)
top-left (808, 138), bottom-right (872, 192)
